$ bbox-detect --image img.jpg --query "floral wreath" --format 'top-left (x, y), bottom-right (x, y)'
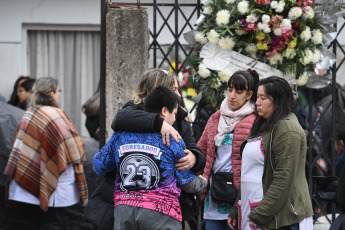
top-left (188, 0), bottom-right (325, 108)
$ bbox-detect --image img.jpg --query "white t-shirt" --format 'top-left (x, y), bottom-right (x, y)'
top-left (9, 164), bottom-right (79, 207)
top-left (204, 133), bottom-right (233, 220)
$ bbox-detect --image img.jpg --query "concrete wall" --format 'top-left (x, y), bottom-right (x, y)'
top-left (105, 8), bottom-right (149, 139)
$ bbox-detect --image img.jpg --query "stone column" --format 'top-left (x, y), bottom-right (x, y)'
top-left (105, 8), bottom-right (149, 140)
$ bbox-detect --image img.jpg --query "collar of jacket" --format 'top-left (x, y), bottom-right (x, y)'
top-left (177, 105), bottom-right (188, 122)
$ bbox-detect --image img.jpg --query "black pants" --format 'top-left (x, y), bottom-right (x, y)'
top-left (2, 201), bottom-right (94, 230)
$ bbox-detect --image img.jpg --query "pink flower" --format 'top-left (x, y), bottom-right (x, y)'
top-left (256, 0), bottom-right (270, 6)
top-left (297, 0), bottom-right (302, 7)
top-left (266, 49), bottom-right (278, 57)
top-left (303, 0), bottom-right (313, 6)
top-left (247, 23), bottom-right (257, 31)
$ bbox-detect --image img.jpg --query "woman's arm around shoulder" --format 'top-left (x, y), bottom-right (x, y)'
top-left (111, 101), bottom-right (158, 133)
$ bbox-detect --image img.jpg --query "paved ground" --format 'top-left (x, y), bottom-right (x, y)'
top-left (313, 214), bottom-right (339, 229)
top-left (183, 214), bottom-right (339, 230)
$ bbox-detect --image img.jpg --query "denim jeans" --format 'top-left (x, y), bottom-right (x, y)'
top-left (205, 219), bottom-right (233, 230)
top-left (277, 223), bottom-right (299, 230)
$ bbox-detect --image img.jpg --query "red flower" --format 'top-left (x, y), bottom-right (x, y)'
top-left (292, 21), bottom-right (301, 31)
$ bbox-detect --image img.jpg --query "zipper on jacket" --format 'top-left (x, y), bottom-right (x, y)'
top-left (269, 122), bottom-right (279, 229)
top-left (290, 203), bottom-right (298, 215)
top-left (269, 122), bottom-right (278, 172)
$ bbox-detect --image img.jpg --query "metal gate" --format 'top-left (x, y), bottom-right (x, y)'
top-left (100, 1), bottom-right (345, 228)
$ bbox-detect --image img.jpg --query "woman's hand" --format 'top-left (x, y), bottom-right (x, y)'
top-left (227, 216), bottom-right (237, 230)
top-left (175, 149), bottom-right (196, 171)
top-left (161, 121), bottom-right (181, 146)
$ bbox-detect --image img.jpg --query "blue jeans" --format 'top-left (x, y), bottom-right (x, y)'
top-left (205, 219), bottom-right (232, 230)
top-left (277, 223), bottom-right (299, 230)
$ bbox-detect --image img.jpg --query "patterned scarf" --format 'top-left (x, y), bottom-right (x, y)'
top-left (4, 106), bottom-right (88, 211)
top-left (214, 97), bottom-right (255, 146)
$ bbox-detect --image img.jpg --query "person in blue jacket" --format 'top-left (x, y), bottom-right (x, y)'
top-left (94, 86), bottom-right (206, 230)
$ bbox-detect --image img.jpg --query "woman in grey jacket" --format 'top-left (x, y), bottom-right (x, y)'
top-left (228, 76), bottom-right (313, 229)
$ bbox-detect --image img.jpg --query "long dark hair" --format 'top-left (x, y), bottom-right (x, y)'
top-left (251, 76), bottom-right (296, 134)
top-left (8, 76), bottom-right (30, 106)
top-left (228, 68), bottom-right (260, 104)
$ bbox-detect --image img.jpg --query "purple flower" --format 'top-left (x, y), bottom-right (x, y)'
top-left (271, 36), bottom-right (280, 47)
top-left (240, 19), bottom-right (247, 25)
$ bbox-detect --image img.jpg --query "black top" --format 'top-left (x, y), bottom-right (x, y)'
top-left (111, 100), bottom-right (206, 173)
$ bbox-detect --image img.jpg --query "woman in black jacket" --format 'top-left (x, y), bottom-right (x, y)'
top-left (111, 68), bottom-right (206, 222)
top-left (111, 68), bottom-right (206, 173)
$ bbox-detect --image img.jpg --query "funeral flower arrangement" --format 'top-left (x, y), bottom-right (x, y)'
top-left (188, 0), bottom-right (324, 107)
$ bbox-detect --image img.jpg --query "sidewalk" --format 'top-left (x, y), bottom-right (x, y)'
top-left (313, 214), bottom-right (339, 229)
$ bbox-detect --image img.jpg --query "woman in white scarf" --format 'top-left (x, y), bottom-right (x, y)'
top-left (198, 69), bottom-right (260, 230)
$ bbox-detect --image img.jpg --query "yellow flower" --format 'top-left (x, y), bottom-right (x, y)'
top-left (257, 42), bottom-right (268, 50)
top-left (288, 38), bottom-right (297, 48)
top-left (187, 88), bottom-right (197, 97)
top-left (169, 62), bottom-right (176, 73)
top-left (256, 32), bottom-right (265, 40)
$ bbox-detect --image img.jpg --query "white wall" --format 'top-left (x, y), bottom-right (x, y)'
top-left (0, 0), bottom-right (199, 100)
top-left (0, 0), bottom-right (100, 100)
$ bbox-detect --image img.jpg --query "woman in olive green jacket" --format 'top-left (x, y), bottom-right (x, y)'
top-left (228, 76), bottom-right (313, 229)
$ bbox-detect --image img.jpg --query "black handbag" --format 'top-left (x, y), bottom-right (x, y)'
top-left (211, 172), bottom-right (237, 203)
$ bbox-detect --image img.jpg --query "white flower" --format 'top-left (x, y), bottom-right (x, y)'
top-left (235, 29), bottom-right (247, 35)
top-left (270, 1), bottom-right (278, 9)
top-left (300, 49), bottom-right (313, 65)
top-left (312, 29), bottom-right (323, 44)
top-left (198, 63), bottom-right (211, 78)
top-left (203, 6), bottom-right (213, 15)
top-left (312, 49), bottom-right (321, 64)
top-left (218, 70), bottom-right (230, 83)
top-left (226, 0), bottom-right (236, 3)
top-left (245, 43), bottom-right (258, 56)
top-left (297, 72), bottom-right (309, 86)
top-left (195, 31), bottom-right (208, 44)
top-left (284, 48), bottom-right (296, 59)
top-left (238, 1), bottom-right (249, 14)
top-left (268, 53), bottom-right (283, 65)
top-left (303, 6), bottom-right (315, 20)
top-left (288, 7), bottom-right (303, 20)
top-left (219, 37), bottom-right (236, 50)
top-left (275, 1), bottom-right (285, 13)
top-left (274, 28), bottom-right (282, 36)
top-left (216, 10), bottom-right (230, 26)
top-left (207, 29), bottom-right (220, 44)
top-left (246, 14), bottom-right (258, 23)
top-left (178, 72), bottom-right (184, 83)
top-left (263, 24), bottom-right (271, 33)
top-left (301, 26), bottom-right (311, 42)
top-left (258, 23), bottom-right (271, 33)
top-left (211, 78), bottom-right (222, 89)
top-left (262, 15), bottom-right (271, 24)
top-left (281, 19), bottom-right (292, 30)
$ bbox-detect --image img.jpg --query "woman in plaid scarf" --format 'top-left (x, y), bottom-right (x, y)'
top-left (4, 77), bottom-right (88, 230)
